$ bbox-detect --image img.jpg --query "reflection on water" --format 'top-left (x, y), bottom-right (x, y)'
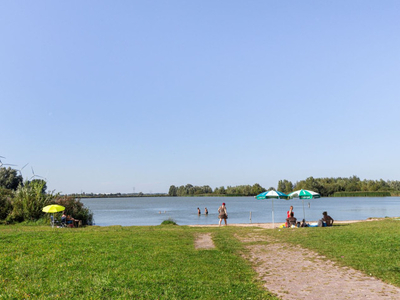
top-left (80, 196), bottom-right (400, 226)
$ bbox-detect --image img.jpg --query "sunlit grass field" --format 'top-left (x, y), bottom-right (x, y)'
top-left (1, 219), bottom-right (400, 299)
top-left (0, 225), bottom-right (276, 299)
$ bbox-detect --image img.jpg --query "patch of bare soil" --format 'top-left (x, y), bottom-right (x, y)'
top-left (194, 233), bottom-right (215, 250)
top-left (238, 233), bottom-right (400, 300)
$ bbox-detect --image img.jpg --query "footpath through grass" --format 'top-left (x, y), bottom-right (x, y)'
top-left (269, 218), bottom-right (400, 287)
top-left (0, 225), bottom-right (276, 299)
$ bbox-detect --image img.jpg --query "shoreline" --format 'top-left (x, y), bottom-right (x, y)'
top-left (188, 218), bottom-right (382, 229)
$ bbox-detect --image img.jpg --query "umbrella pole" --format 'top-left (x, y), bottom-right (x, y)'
top-left (272, 198), bottom-right (274, 229)
top-left (302, 199), bottom-right (306, 221)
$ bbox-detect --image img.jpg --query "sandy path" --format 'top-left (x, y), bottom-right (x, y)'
top-left (194, 233), bottom-right (215, 249)
top-left (238, 233), bottom-right (400, 300)
top-left (192, 220), bottom-right (400, 299)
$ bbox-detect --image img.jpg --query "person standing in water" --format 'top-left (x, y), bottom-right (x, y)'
top-left (218, 203), bottom-right (228, 226)
top-left (204, 207), bottom-right (208, 215)
top-left (197, 207), bottom-right (201, 215)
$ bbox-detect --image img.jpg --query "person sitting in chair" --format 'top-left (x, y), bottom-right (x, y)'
top-left (66, 215), bottom-right (76, 227)
top-left (322, 211), bottom-right (334, 226)
top-left (61, 212), bottom-right (67, 225)
top-left (286, 212), bottom-right (297, 227)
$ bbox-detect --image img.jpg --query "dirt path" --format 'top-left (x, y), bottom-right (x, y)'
top-left (238, 233), bottom-right (400, 300)
top-left (192, 221), bottom-right (400, 299)
top-left (194, 233), bottom-right (215, 249)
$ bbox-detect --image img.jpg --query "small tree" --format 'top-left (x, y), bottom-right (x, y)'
top-left (0, 167), bottom-right (23, 191)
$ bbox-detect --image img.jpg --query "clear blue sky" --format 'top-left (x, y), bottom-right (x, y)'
top-left (1, 1), bottom-right (400, 194)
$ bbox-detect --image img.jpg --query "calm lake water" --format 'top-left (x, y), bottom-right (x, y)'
top-left (80, 196), bottom-right (400, 226)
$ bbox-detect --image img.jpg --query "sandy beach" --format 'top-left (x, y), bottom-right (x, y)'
top-left (189, 218), bottom-right (378, 229)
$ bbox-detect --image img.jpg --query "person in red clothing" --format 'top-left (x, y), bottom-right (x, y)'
top-left (285, 206), bottom-right (294, 227)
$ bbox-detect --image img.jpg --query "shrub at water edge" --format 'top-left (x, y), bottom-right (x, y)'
top-left (55, 195), bottom-right (94, 225)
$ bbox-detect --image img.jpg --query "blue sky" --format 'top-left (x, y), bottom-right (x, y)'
top-left (1, 1), bottom-right (400, 194)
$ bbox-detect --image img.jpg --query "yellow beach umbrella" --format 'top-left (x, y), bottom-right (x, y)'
top-left (43, 205), bottom-right (65, 227)
top-left (42, 205), bottom-right (65, 213)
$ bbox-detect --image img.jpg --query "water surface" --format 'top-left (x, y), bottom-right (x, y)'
top-left (80, 196), bottom-right (400, 226)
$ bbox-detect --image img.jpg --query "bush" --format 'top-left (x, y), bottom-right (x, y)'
top-left (161, 218), bottom-right (177, 225)
top-left (0, 187), bottom-right (13, 221)
top-left (55, 196), bottom-right (94, 225)
top-left (8, 180), bottom-right (56, 223)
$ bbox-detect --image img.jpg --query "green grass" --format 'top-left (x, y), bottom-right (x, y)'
top-left (268, 218), bottom-right (400, 286)
top-left (0, 225), bottom-right (276, 299)
top-left (2, 220), bottom-right (400, 298)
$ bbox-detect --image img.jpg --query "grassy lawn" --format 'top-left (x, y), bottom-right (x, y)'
top-left (0, 225), bottom-right (276, 299)
top-left (2, 219), bottom-right (400, 299)
top-left (268, 218), bottom-right (400, 287)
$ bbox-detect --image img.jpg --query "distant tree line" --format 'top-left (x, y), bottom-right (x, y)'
top-left (280, 176), bottom-right (400, 197)
top-left (168, 183), bottom-right (269, 197)
top-left (169, 176), bottom-right (400, 197)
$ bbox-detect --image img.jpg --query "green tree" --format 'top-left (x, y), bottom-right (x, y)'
top-left (29, 179), bottom-right (47, 194)
top-left (168, 185), bottom-right (177, 196)
top-left (177, 185), bottom-right (186, 196)
top-left (251, 183), bottom-right (265, 195)
top-left (277, 180), bottom-right (293, 194)
top-left (214, 186), bottom-right (226, 195)
top-left (0, 167), bottom-right (23, 191)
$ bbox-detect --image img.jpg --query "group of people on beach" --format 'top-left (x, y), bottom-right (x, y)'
top-left (285, 205), bottom-right (334, 227)
top-left (197, 202), bottom-right (333, 228)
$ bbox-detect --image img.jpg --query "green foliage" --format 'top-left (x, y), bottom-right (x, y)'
top-left (0, 167), bottom-right (23, 191)
top-left (168, 185), bottom-right (177, 196)
top-left (28, 179), bottom-right (47, 193)
top-left (8, 180), bottom-right (57, 223)
top-left (0, 166), bottom-right (93, 225)
top-left (0, 187), bottom-right (13, 221)
top-left (251, 183), bottom-right (265, 195)
top-left (55, 195), bottom-right (94, 225)
top-left (333, 191), bottom-right (391, 197)
top-left (174, 184), bottom-right (214, 196)
top-left (291, 176), bottom-right (400, 197)
top-left (169, 183), bottom-right (267, 197)
top-left (277, 179), bottom-right (293, 194)
top-left (160, 218), bottom-right (177, 225)
top-left (214, 186), bottom-right (226, 195)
